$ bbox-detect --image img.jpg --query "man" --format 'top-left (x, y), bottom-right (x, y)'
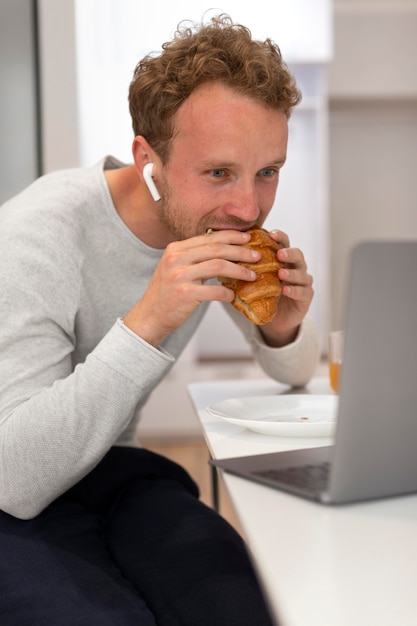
top-left (0, 14), bottom-right (319, 625)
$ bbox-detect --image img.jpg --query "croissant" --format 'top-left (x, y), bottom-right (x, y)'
top-left (219, 225), bottom-right (283, 325)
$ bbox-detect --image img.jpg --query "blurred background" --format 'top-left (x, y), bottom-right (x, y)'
top-left (1, 0), bottom-right (416, 438)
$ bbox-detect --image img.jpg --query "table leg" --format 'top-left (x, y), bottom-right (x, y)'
top-left (210, 462), bottom-right (220, 512)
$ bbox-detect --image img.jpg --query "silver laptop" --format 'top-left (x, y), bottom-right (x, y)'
top-left (211, 240), bottom-right (417, 505)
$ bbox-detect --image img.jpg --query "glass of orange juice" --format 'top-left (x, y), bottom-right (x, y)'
top-left (328, 330), bottom-right (344, 393)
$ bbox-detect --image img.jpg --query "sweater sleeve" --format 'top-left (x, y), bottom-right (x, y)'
top-left (0, 199), bottom-right (174, 520)
top-left (0, 316), bottom-right (174, 519)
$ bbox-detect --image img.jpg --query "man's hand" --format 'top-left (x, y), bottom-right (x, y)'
top-left (123, 230), bottom-right (260, 346)
top-left (260, 229), bottom-right (314, 347)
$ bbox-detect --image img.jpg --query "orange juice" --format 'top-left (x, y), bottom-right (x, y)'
top-left (329, 361), bottom-right (342, 393)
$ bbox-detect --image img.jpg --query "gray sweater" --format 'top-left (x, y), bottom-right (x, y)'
top-left (0, 156), bottom-right (320, 519)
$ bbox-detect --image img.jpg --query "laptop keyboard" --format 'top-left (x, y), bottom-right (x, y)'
top-left (254, 462), bottom-right (330, 492)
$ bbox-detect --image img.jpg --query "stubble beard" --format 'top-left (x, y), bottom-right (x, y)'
top-left (156, 178), bottom-right (206, 241)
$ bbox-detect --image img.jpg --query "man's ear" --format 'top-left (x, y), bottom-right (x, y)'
top-left (132, 136), bottom-right (161, 202)
top-left (132, 135), bottom-right (152, 172)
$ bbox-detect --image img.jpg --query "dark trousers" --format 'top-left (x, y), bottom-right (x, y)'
top-left (0, 447), bottom-right (275, 625)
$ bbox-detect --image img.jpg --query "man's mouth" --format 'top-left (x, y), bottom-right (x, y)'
top-left (206, 225), bottom-right (257, 234)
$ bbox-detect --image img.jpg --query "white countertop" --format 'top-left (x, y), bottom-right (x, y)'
top-left (188, 377), bottom-right (417, 626)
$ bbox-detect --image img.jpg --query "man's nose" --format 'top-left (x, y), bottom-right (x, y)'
top-left (224, 180), bottom-right (260, 223)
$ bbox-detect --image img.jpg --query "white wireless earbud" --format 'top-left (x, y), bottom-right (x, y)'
top-left (143, 162), bottom-right (161, 202)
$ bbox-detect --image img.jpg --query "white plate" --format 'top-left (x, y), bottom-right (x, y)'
top-left (207, 395), bottom-right (337, 437)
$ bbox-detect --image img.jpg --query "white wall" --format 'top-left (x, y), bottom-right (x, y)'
top-left (37, 0), bottom-right (80, 172)
top-left (328, 0), bottom-right (417, 329)
top-left (0, 0), bottom-right (39, 204)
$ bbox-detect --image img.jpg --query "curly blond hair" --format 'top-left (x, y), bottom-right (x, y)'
top-left (128, 14), bottom-right (301, 162)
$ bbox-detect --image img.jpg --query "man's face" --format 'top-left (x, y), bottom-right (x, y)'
top-left (157, 81), bottom-right (289, 240)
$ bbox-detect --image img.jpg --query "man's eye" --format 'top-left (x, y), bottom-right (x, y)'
top-left (210, 169), bottom-right (225, 178)
top-left (260, 168), bottom-right (275, 177)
